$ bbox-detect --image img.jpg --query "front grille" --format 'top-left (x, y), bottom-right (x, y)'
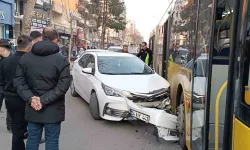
top-left (104, 106), bottom-right (129, 118)
top-left (128, 91), bottom-right (169, 103)
top-left (110, 108), bottom-right (129, 118)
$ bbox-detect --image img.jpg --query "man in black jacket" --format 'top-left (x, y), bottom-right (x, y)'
top-left (0, 39), bottom-right (12, 132)
top-left (13, 27), bottom-right (71, 150)
top-left (136, 42), bottom-right (153, 66)
top-left (1, 35), bottom-right (32, 150)
top-left (30, 31), bottom-right (42, 45)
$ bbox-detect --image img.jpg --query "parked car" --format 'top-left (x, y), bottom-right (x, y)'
top-left (71, 50), bottom-right (171, 121)
top-left (107, 46), bottom-right (123, 52)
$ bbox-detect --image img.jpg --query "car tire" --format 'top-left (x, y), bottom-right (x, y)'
top-left (70, 78), bottom-right (78, 97)
top-left (89, 92), bottom-right (102, 120)
top-left (177, 92), bottom-right (188, 150)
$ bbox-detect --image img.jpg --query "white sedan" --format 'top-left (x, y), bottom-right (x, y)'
top-left (70, 50), bottom-right (170, 121)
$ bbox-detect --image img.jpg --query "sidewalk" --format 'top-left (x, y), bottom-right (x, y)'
top-left (0, 105), bottom-right (12, 149)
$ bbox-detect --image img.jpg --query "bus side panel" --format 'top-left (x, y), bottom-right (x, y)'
top-left (168, 60), bottom-right (192, 150)
top-left (233, 118), bottom-right (250, 150)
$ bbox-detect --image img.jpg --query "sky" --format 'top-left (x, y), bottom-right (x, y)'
top-left (124, 0), bottom-right (170, 41)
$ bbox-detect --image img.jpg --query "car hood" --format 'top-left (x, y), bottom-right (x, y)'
top-left (99, 73), bottom-right (170, 93)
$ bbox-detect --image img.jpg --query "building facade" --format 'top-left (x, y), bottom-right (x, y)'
top-left (0, 0), bottom-right (15, 39)
top-left (53, 0), bottom-right (81, 47)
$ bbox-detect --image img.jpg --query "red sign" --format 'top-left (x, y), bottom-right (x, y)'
top-left (77, 30), bottom-right (84, 39)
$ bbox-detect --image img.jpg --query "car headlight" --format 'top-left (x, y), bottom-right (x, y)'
top-left (101, 83), bottom-right (132, 98)
top-left (101, 83), bottom-right (121, 97)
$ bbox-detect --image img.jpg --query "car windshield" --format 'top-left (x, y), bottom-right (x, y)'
top-left (98, 56), bottom-right (153, 75)
top-left (108, 47), bottom-right (122, 52)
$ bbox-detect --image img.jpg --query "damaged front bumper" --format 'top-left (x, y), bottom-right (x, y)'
top-left (119, 90), bottom-right (179, 141)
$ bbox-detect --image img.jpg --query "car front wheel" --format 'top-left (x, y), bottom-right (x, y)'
top-left (89, 92), bottom-right (102, 120)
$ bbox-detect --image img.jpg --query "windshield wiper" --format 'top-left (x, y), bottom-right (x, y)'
top-left (102, 73), bottom-right (117, 75)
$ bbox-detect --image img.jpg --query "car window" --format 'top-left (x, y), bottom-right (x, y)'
top-left (86, 55), bottom-right (95, 68)
top-left (97, 56), bottom-right (153, 75)
top-left (79, 54), bottom-right (90, 68)
top-left (186, 59), bottom-right (194, 69)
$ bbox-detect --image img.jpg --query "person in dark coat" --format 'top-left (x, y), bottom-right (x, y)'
top-left (0, 39), bottom-right (12, 132)
top-left (1, 35), bottom-right (32, 150)
top-left (136, 42), bottom-right (153, 66)
top-left (13, 27), bottom-right (71, 150)
top-left (30, 31), bottom-right (42, 45)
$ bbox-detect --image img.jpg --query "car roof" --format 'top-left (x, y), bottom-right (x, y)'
top-left (85, 49), bottom-right (109, 52)
top-left (108, 46), bottom-right (122, 49)
top-left (85, 50), bottom-right (135, 57)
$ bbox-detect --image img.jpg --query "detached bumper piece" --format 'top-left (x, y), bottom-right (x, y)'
top-left (103, 103), bottom-right (129, 118)
top-left (120, 89), bottom-right (179, 142)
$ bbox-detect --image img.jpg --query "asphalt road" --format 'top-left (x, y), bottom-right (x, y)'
top-left (0, 92), bottom-right (181, 150)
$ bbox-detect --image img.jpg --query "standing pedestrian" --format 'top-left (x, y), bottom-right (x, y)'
top-left (119, 45), bottom-right (129, 53)
top-left (136, 42), bottom-right (153, 66)
top-left (0, 39), bottom-right (12, 132)
top-left (30, 31), bottom-right (42, 45)
top-left (0, 35), bottom-right (32, 150)
top-left (61, 43), bottom-right (69, 57)
top-left (13, 27), bottom-right (71, 150)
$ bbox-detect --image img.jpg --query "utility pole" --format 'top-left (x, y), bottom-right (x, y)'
top-left (48, 0), bottom-right (53, 27)
top-left (68, 19), bottom-right (73, 62)
top-left (91, 25), bottom-right (94, 46)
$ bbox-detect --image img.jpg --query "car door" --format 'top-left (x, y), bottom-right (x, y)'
top-left (75, 54), bottom-right (90, 100)
top-left (83, 54), bottom-right (97, 102)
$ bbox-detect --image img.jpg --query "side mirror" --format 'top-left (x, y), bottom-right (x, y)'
top-left (82, 68), bottom-right (94, 75)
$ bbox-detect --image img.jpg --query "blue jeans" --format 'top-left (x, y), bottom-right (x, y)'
top-left (26, 122), bottom-right (61, 150)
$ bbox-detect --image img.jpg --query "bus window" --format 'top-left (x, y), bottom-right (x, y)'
top-left (234, 0), bottom-right (250, 130)
top-left (191, 0), bottom-right (234, 149)
top-left (231, 1), bottom-right (250, 149)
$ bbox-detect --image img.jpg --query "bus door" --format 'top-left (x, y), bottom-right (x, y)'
top-left (223, 0), bottom-right (250, 150)
top-left (191, 0), bottom-right (233, 149)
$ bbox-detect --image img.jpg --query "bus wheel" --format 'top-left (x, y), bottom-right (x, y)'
top-left (177, 92), bottom-right (188, 150)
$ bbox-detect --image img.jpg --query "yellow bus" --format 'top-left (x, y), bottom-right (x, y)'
top-left (149, 0), bottom-right (250, 149)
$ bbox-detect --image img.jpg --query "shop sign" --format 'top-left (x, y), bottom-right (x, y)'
top-left (54, 25), bottom-right (65, 33)
top-left (65, 28), bottom-right (70, 34)
top-left (60, 36), bottom-right (69, 40)
top-left (32, 10), bottom-right (47, 21)
top-left (70, 11), bottom-right (82, 20)
top-left (0, 1), bottom-right (14, 25)
top-left (78, 32), bottom-right (84, 39)
top-left (31, 9), bottom-right (48, 28)
top-left (0, 11), bottom-right (5, 20)
top-left (36, 0), bottom-right (50, 6)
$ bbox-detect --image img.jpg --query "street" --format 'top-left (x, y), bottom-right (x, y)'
top-left (0, 91), bottom-right (181, 150)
